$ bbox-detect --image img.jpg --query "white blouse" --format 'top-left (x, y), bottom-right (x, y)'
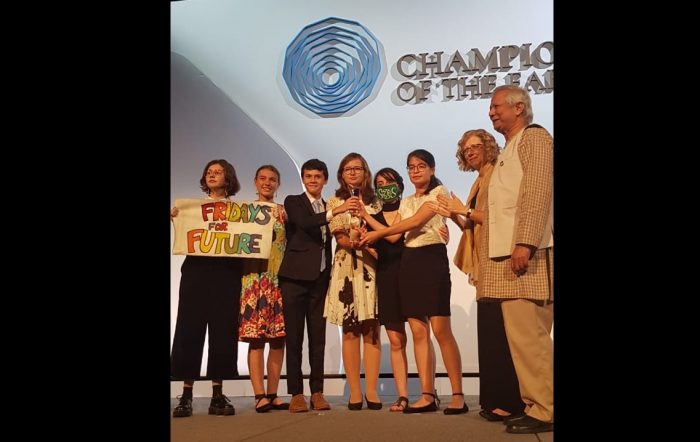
top-left (399, 185), bottom-right (448, 248)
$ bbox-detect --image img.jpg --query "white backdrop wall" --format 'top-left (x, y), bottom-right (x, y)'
top-left (171, 0), bottom-right (552, 396)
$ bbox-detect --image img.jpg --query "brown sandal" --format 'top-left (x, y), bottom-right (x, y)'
top-left (390, 396), bottom-right (409, 412)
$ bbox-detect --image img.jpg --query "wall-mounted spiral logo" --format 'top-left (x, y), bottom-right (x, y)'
top-left (283, 17), bottom-right (383, 116)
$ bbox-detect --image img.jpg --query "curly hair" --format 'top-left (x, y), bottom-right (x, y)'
top-left (456, 129), bottom-right (501, 172)
top-left (199, 159), bottom-right (240, 196)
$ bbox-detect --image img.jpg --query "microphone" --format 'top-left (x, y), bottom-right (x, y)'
top-left (349, 187), bottom-right (364, 244)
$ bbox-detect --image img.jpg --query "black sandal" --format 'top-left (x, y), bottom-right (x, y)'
top-left (266, 393), bottom-right (289, 410)
top-left (403, 392), bottom-right (438, 414)
top-left (443, 392), bottom-right (469, 415)
top-left (254, 394), bottom-right (273, 413)
top-left (390, 396), bottom-right (409, 412)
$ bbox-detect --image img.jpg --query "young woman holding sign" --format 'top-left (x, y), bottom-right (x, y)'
top-left (170, 159), bottom-right (243, 417)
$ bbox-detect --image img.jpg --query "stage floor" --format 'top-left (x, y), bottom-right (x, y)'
top-left (170, 395), bottom-right (554, 442)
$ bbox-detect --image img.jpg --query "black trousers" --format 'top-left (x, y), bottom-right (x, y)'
top-left (477, 301), bottom-right (526, 413)
top-left (280, 269), bottom-right (329, 395)
top-left (171, 256), bottom-right (242, 379)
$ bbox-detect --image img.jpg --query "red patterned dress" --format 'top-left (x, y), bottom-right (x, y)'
top-left (238, 205), bottom-right (286, 340)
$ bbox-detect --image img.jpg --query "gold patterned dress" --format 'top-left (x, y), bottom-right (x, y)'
top-left (238, 205), bottom-right (286, 340)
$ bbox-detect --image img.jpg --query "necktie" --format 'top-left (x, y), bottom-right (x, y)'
top-left (312, 199), bottom-right (327, 272)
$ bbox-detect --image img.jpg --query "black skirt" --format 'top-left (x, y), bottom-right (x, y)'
top-left (373, 216), bottom-right (405, 325)
top-left (398, 243), bottom-right (451, 318)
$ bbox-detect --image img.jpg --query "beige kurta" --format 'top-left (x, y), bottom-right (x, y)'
top-left (476, 127), bottom-right (554, 302)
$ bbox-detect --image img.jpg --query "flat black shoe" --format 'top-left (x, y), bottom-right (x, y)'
top-left (503, 412), bottom-right (527, 425)
top-left (403, 392), bottom-right (438, 414)
top-left (443, 393), bottom-right (468, 415)
top-left (506, 415), bottom-right (553, 434)
top-left (348, 400), bottom-right (363, 410)
top-left (479, 409), bottom-right (506, 421)
top-left (209, 393), bottom-right (236, 416)
top-left (444, 403), bottom-right (469, 415)
top-left (266, 394), bottom-right (289, 410)
top-left (173, 395), bottom-right (192, 418)
top-left (365, 394), bottom-right (382, 410)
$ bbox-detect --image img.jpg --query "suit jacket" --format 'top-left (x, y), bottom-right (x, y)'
top-left (278, 193), bottom-right (333, 281)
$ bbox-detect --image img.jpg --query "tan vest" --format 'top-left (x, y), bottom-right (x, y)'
top-left (488, 128), bottom-right (553, 257)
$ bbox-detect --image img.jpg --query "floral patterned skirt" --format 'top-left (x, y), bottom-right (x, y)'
top-left (238, 271), bottom-right (286, 340)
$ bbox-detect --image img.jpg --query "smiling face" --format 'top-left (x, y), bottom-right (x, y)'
top-left (489, 89), bottom-right (521, 135)
top-left (302, 168), bottom-right (328, 199)
top-left (254, 167), bottom-right (280, 202)
top-left (462, 135), bottom-right (486, 171)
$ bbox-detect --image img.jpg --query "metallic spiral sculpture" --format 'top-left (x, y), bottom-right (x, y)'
top-left (283, 17), bottom-right (383, 116)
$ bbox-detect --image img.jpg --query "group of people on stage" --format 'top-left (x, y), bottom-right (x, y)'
top-left (170, 85), bottom-right (554, 434)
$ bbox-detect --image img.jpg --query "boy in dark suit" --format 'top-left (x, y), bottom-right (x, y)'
top-left (278, 158), bottom-right (358, 412)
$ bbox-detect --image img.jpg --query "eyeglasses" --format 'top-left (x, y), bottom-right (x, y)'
top-left (462, 144), bottom-right (484, 154)
top-left (206, 170), bottom-right (224, 177)
top-left (343, 166), bottom-right (365, 174)
top-left (406, 164), bottom-right (428, 173)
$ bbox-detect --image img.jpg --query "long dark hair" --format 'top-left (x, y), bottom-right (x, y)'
top-left (407, 149), bottom-right (441, 194)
